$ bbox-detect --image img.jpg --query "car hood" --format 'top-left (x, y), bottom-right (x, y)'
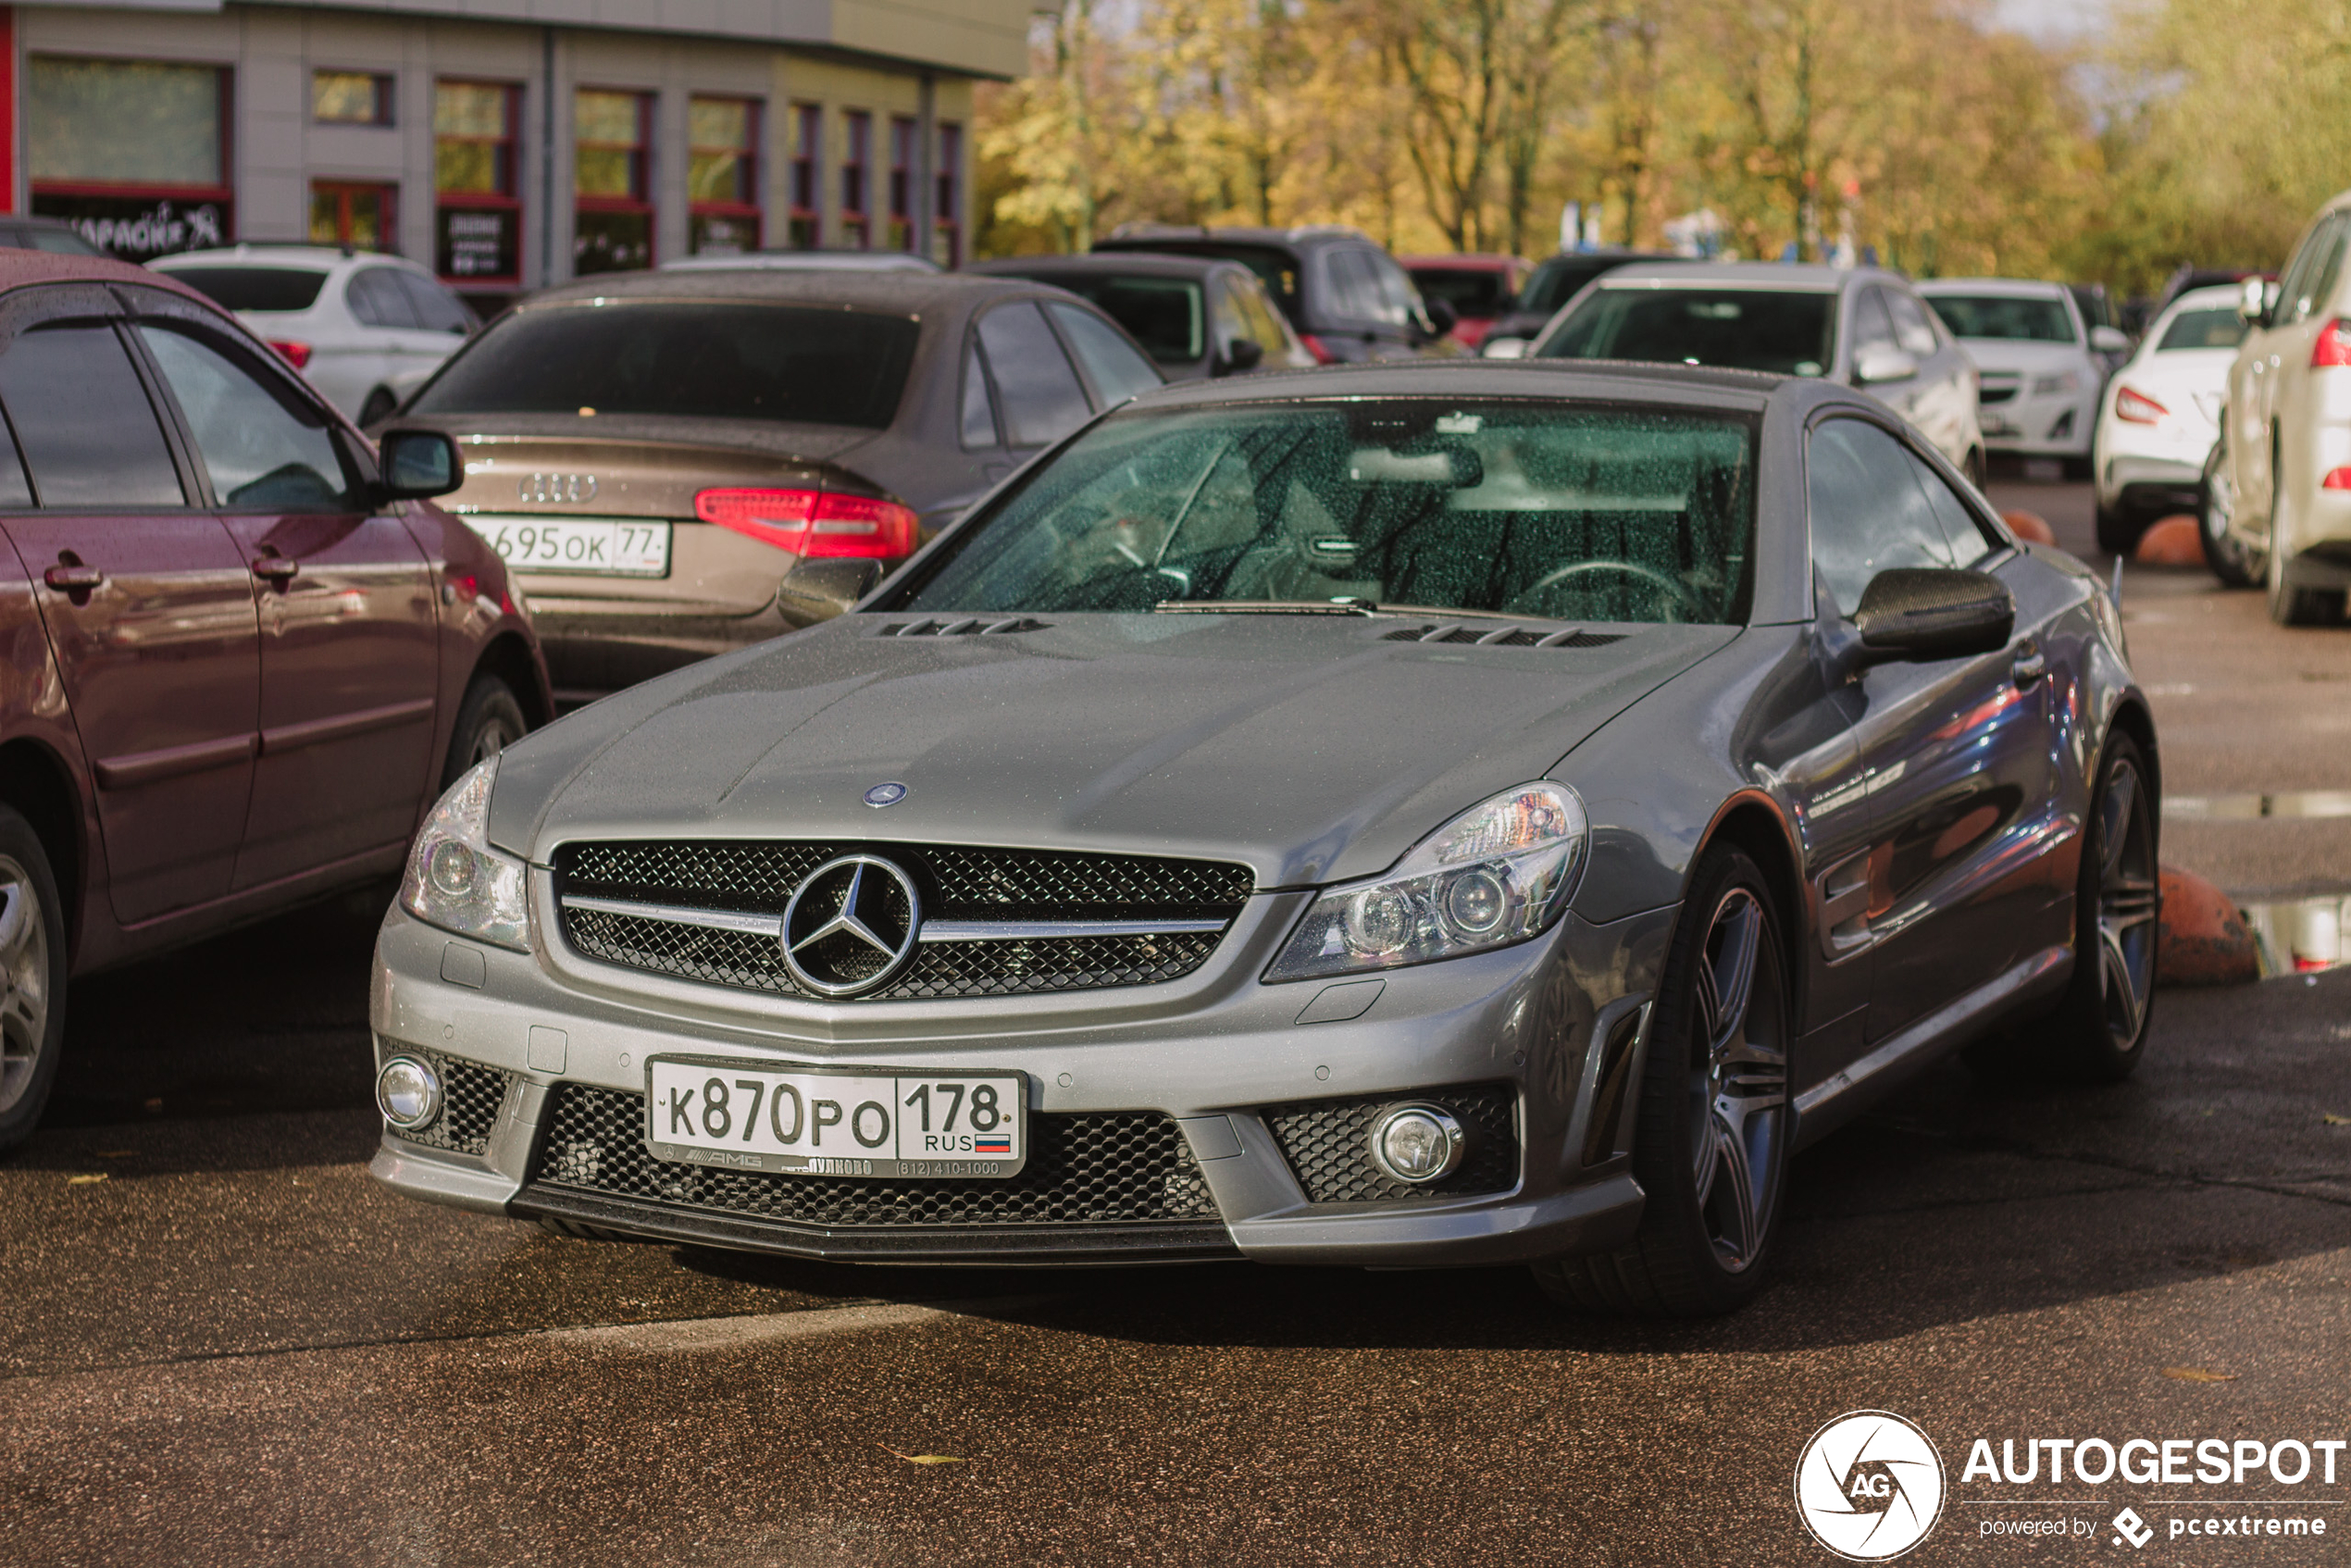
top-left (1952, 339), bottom-right (2092, 376)
top-left (489, 613), bottom-right (1738, 887)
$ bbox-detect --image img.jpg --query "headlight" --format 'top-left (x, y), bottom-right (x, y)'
top-left (1264, 782), bottom-right (1587, 982)
top-left (399, 757), bottom-right (531, 951)
top-left (2032, 370), bottom-right (2083, 397)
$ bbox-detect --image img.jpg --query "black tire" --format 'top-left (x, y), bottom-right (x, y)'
top-left (442, 673), bottom-right (529, 790)
top-left (2199, 435), bottom-right (2261, 588)
top-left (2267, 536), bottom-right (2338, 627)
top-left (1963, 447), bottom-right (1988, 491)
top-left (0, 805), bottom-right (69, 1156)
top-left (1533, 844), bottom-right (1793, 1317)
top-left (357, 386), bottom-right (399, 427)
top-left (2062, 454), bottom-right (2095, 483)
top-left (2094, 499), bottom-right (2146, 558)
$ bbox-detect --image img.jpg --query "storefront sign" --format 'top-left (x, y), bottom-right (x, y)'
top-left (438, 205), bottom-right (517, 281)
top-left (31, 193), bottom-right (229, 262)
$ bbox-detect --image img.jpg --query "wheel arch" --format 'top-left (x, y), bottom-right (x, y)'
top-left (2104, 696), bottom-right (2161, 819)
top-left (472, 630), bottom-right (554, 729)
top-left (1688, 790), bottom-right (1810, 1022)
top-left (0, 738), bottom-right (83, 961)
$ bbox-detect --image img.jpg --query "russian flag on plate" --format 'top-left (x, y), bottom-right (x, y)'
top-left (974, 1136), bottom-right (1012, 1154)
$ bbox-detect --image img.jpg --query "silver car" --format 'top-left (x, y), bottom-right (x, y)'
top-left (369, 360), bottom-right (2157, 1317)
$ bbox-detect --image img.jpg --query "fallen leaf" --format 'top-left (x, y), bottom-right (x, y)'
top-left (2326, 1114), bottom-right (2351, 1126)
top-left (878, 1445), bottom-right (965, 1465)
top-left (67, 1173), bottom-right (108, 1186)
top-left (2161, 1366), bottom-right (2237, 1383)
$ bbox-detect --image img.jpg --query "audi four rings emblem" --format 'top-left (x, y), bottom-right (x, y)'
top-left (779, 855), bottom-right (922, 997)
top-left (518, 472), bottom-right (597, 504)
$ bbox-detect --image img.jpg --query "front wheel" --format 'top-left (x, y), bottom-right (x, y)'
top-left (357, 386), bottom-right (399, 427)
top-left (2094, 497), bottom-right (2145, 558)
top-left (1533, 844), bottom-right (1792, 1317)
top-left (2199, 436), bottom-right (2261, 588)
top-left (0, 806), bottom-right (68, 1156)
top-left (2048, 735), bottom-right (2161, 1081)
top-left (442, 673), bottom-right (529, 789)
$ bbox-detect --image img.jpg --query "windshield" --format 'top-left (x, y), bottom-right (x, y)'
top-left (1922, 294), bottom-right (2076, 343)
top-left (2158, 308), bottom-right (2246, 352)
top-left (1044, 275), bottom-right (1203, 364)
top-left (407, 303), bottom-right (920, 427)
top-left (898, 399), bottom-right (1757, 625)
top-left (1536, 287), bottom-right (1835, 376)
top-left (162, 267), bottom-right (329, 313)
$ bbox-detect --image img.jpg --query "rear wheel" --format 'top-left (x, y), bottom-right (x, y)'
top-left (2094, 498), bottom-right (2145, 558)
top-left (0, 807), bottom-right (68, 1156)
top-left (2199, 435), bottom-right (2261, 587)
top-left (1534, 845), bottom-right (1792, 1317)
top-left (1963, 447), bottom-right (1988, 491)
top-left (2267, 534), bottom-right (2338, 627)
top-left (357, 386), bottom-right (398, 427)
top-left (442, 673), bottom-right (528, 789)
top-left (2062, 454), bottom-right (2095, 483)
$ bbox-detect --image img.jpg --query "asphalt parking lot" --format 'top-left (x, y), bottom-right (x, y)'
top-left (5, 472), bottom-right (2349, 1566)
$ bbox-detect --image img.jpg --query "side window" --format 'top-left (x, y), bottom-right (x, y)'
top-left (1908, 452), bottom-right (1999, 566)
top-left (975, 303), bottom-right (1090, 449)
top-left (137, 326), bottom-right (357, 512)
top-left (959, 339), bottom-right (999, 449)
top-left (2299, 215), bottom-right (2350, 323)
top-left (1367, 253), bottom-right (1415, 327)
top-left (395, 271), bottom-right (473, 334)
top-left (1238, 279), bottom-right (1295, 355)
top-left (0, 323), bottom-right (185, 508)
top-left (347, 268), bottom-right (418, 330)
top-left (1047, 303), bottom-right (1161, 408)
top-left (1324, 250), bottom-right (1376, 322)
top-left (1885, 290), bottom-right (1940, 356)
top-left (0, 417), bottom-right (32, 508)
top-left (1808, 418), bottom-right (1960, 615)
top-left (1849, 290), bottom-right (1899, 356)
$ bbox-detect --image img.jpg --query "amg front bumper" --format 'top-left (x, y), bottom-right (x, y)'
top-left (367, 882), bottom-right (1673, 1269)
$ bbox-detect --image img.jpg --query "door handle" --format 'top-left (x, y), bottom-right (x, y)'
top-left (42, 563), bottom-right (104, 593)
top-left (250, 555), bottom-right (301, 584)
top-left (2012, 650), bottom-right (2046, 687)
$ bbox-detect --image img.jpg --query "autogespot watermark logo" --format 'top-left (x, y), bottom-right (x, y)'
top-left (1796, 1411), bottom-right (1947, 1561)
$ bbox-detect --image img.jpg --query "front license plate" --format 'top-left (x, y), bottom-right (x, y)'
top-left (470, 515), bottom-right (670, 577)
top-left (1979, 415), bottom-right (2016, 437)
top-left (644, 1057), bottom-right (1026, 1178)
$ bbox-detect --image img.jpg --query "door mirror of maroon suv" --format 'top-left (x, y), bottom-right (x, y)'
top-left (378, 429), bottom-right (462, 499)
top-left (777, 556), bottom-right (884, 620)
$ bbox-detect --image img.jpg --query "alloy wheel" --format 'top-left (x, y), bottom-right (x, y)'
top-left (1685, 886), bottom-right (1787, 1273)
top-left (468, 713), bottom-right (521, 769)
top-left (2200, 447), bottom-right (2261, 586)
top-left (0, 853), bottom-right (51, 1117)
top-left (2093, 758), bottom-right (2159, 1051)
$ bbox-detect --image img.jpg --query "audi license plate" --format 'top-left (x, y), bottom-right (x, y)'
top-left (644, 1057), bottom-right (1026, 1178)
top-left (470, 516), bottom-right (670, 577)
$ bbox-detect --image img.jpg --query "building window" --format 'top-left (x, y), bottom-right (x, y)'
top-left (576, 88), bottom-right (653, 275)
top-left (27, 56), bottom-right (232, 262)
top-left (889, 115), bottom-right (916, 253)
top-left (932, 120), bottom-right (962, 268)
top-left (311, 181), bottom-right (396, 251)
top-left (688, 96), bottom-right (759, 255)
top-left (789, 104), bottom-right (821, 249)
top-left (434, 81), bottom-right (520, 286)
top-left (840, 109), bottom-right (870, 251)
top-left (313, 71), bottom-right (392, 126)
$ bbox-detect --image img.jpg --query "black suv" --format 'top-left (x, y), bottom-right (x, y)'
top-left (1092, 224), bottom-right (1454, 363)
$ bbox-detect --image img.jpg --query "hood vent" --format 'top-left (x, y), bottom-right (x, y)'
top-left (1383, 623), bottom-right (1625, 650)
top-left (877, 617), bottom-right (1047, 637)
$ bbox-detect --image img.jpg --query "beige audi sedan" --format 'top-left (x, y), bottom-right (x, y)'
top-left (2203, 185), bottom-right (2351, 620)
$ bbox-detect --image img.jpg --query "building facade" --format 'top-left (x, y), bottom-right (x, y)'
top-left (3, 0), bottom-right (1024, 304)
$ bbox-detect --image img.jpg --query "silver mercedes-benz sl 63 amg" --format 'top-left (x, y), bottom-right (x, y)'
top-left (369, 359), bottom-right (2159, 1317)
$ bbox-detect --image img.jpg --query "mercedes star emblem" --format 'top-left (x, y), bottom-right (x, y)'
top-left (863, 781), bottom-right (908, 808)
top-left (778, 854), bottom-right (922, 997)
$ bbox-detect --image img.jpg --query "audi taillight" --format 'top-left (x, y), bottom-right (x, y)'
top-left (267, 340), bottom-right (313, 370)
top-left (2313, 319), bottom-right (2351, 368)
top-left (693, 488), bottom-right (919, 559)
top-left (1297, 333), bottom-right (1337, 366)
top-left (2322, 467), bottom-right (2351, 491)
top-left (2113, 385), bottom-right (2167, 424)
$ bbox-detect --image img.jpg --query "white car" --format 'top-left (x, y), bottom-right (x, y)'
top-left (2089, 285), bottom-right (2246, 554)
top-left (2205, 186), bottom-right (2351, 621)
top-left (1918, 278), bottom-right (2131, 477)
top-left (151, 245), bottom-right (477, 424)
top-left (660, 250), bottom-right (939, 274)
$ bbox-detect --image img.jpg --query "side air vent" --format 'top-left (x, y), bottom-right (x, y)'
top-left (1381, 623), bottom-right (1625, 649)
top-left (877, 617), bottom-right (1046, 637)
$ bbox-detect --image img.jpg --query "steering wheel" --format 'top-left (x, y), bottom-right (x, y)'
top-left (1504, 560), bottom-right (1702, 623)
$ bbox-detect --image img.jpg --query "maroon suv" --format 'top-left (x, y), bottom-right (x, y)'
top-left (0, 253), bottom-right (548, 1151)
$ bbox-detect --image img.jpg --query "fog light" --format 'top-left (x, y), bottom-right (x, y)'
top-left (376, 1055), bottom-right (442, 1132)
top-left (1369, 1102), bottom-right (1466, 1184)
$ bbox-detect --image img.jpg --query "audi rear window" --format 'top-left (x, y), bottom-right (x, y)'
top-left (407, 303), bottom-right (920, 428)
top-left (160, 267), bottom-right (330, 313)
top-left (1538, 288), bottom-right (1835, 376)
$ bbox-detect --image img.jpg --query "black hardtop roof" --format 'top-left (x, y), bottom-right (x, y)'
top-left (516, 267), bottom-right (1056, 316)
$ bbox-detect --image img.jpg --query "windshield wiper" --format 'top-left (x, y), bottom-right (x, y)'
top-left (1153, 598), bottom-right (1380, 616)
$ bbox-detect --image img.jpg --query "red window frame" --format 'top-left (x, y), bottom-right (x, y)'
top-left (789, 103), bottom-right (821, 249)
top-left (574, 87), bottom-right (654, 273)
top-left (840, 109), bottom-right (870, 251)
top-left (688, 95), bottom-right (761, 255)
top-left (311, 180), bottom-right (397, 251)
top-left (933, 120), bottom-right (963, 268)
top-left (888, 115), bottom-right (915, 253)
top-left (434, 79), bottom-right (521, 289)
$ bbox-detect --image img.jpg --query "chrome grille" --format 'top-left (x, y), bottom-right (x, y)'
top-left (1263, 1084), bottom-right (1519, 1202)
top-left (555, 840), bottom-right (1252, 1001)
top-left (531, 1084), bottom-right (1218, 1226)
